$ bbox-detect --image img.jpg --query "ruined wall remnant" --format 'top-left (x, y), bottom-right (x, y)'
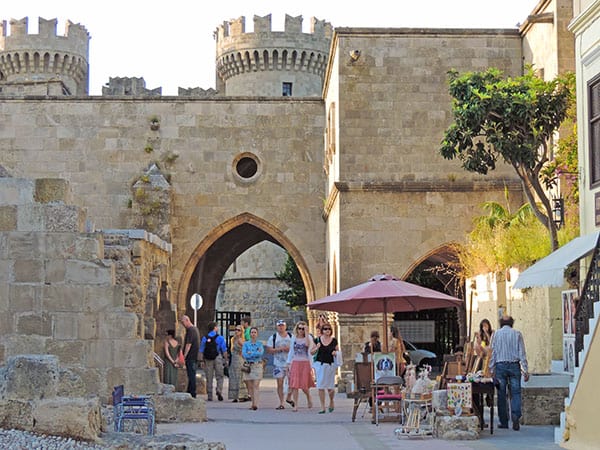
top-left (0, 175), bottom-right (173, 398)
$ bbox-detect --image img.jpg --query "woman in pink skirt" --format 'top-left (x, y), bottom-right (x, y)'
top-left (286, 321), bottom-right (315, 411)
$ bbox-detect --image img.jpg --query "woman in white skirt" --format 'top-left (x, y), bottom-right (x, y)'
top-left (242, 327), bottom-right (265, 411)
top-left (311, 322), bottom-right (339, 413)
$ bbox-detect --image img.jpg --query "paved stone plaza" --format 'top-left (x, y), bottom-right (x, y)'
top-left (158, 378), bottom-right (560, 450)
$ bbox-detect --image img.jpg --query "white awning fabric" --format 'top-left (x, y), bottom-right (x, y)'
top-left (513, 231), bottom-right (600, 289)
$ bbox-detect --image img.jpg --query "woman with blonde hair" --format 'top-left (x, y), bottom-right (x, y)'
top-left (228, 325), bottom-right (249, 402)
top-left (390, 326), bottom-right (407, 376)
top-left (286, 321), bottom-right (315, 411)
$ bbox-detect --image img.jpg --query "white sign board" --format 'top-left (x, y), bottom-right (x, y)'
top-left (190, 293), bottom-right (203, 311)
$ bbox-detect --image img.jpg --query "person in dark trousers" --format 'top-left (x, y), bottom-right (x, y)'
top-left (199, 321), bottom-right (228, 401)
top-left (489, 315), bottom-right (529, 431)
top-left (180, 315), bottom-right (200, 398)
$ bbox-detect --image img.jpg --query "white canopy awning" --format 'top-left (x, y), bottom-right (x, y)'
top-left (513, 231), bottom-right (600, 289)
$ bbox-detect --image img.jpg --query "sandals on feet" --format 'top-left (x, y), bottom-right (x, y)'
top-left (286, 399), bottom-right (295, 408)
top-left (328, 407), bottom-right (334, 413)
top-left (318, 410), bottom-right (326, 414)
top-left (276, 405), bottom-right (285, 410)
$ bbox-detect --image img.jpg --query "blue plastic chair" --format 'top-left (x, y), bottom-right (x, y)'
top-left (112, 385), bottom-right (155, 435)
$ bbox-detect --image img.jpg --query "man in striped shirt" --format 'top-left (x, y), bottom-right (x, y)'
top-left (489, 315), bottom-right (529, 431)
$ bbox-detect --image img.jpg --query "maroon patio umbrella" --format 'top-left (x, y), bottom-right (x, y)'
top-left (308, 274), bottom-right (463, 351)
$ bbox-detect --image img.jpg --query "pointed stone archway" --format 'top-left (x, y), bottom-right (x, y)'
top-left (396, 244), bottom-right (465, 357)
top-left (176, 212), bottom-right (315, 334)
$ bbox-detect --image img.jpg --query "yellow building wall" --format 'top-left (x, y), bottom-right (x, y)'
top-left (562, 319), bottom-right (600, 449)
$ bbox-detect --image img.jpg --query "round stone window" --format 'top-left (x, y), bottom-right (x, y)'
top-left (232, 152), bottom-right (262, 183)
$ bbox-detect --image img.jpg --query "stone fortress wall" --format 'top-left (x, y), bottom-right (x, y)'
top-left (215, 14), bottom-right (332, 96)
top-left (0, 17), bottom-right (89, 95)
top-left (0, 3), bottom-right (574, 409)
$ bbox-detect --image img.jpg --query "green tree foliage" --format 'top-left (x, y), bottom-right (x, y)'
top-left (275, 253), bottom-right (306, 310)
top-left (459, 199), bottom-right (550, 275)
top-left (440, 67), bottom-right (575, 251)
top-left (458, 193), bottom-right (579, 276)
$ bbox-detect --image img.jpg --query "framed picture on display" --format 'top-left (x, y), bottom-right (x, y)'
top-left (562, 289), bottom-right (578, 337)
top-left (373, 352), bottom-right (395, 380)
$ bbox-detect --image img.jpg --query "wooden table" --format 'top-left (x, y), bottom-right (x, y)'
top-left (471, 381), bottom-right (495, 434)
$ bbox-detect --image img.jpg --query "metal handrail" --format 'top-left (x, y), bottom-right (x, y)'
top-left (153, 352), bottom-right (164, 382)
top-left (574, 240), bottom-right (600, 366)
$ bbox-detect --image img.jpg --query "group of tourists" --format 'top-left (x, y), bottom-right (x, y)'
top-left (165, 312), bottom-right (529, 429)
top-left (227, 317), bottom-right (341, 412)
top-left (163, 314), bottom-right (341, 412)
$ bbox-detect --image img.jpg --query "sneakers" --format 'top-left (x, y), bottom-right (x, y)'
top-left (513, 421), bottom-right (520, 431)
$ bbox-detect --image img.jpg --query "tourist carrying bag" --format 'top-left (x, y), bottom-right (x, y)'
top-left (241, 361), bottom-right (251, 373)
top-left (334, 349), bottom-right (343, 368)
top-left (176, 349), bottom-right (185, 366)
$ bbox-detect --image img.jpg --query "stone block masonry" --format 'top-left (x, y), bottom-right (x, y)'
top-left (0, 176), bottom-right (172, 399)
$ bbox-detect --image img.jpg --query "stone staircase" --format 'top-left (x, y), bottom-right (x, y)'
top-left (555, 301), bottom-right (600, 443)
top-left (554, 242), bottom-right (600, 444)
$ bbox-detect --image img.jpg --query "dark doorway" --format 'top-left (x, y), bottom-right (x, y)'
top-left (216, 310), bottom-right (250, 352)
top-left (401, 245), bottom-right (465, 362)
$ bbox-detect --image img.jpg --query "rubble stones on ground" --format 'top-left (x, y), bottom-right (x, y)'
top-left (0, 428), bottom-right (225, 449)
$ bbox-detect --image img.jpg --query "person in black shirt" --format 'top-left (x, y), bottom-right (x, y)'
top-left (180, 315), bottom-right (200, 398)
top-left (312, 323), bottom-right (339, 413)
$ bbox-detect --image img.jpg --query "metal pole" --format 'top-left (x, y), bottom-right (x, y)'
top-left (468, 290), bottom-right (474, 342)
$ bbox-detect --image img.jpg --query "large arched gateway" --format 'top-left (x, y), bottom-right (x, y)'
top-left (177, 213), bottom-right (317, 330)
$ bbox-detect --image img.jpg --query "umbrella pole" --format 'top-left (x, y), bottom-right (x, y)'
top-left (383, 301), bottom-right (389, 352)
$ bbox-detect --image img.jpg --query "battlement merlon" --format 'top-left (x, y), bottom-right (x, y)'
top-left (214, 14), bottom-right (332, 42)
top-left (0, 17), bottom-right (90, 56)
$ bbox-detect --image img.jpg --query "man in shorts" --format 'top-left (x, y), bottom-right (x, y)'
top-left (267, 319), bottom-right (294, 409)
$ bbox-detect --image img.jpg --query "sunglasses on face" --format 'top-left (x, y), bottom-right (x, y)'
top-left (322, 328), bottom-right (332, 331)
top-left (235, 328), bottom-right (242, 331)
top-left (298, 327), bottom-right (305, 331)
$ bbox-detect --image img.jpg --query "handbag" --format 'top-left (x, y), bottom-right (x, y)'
top-left (176, 349), bottom-right (185, 366)
top-left (334, 349), bottom-right (343, 368)
top-left (241, 361), bottom-right (251, 373)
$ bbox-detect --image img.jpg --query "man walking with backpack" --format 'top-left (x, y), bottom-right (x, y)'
top-left (267, 319), bottom-right (294, 409)
top-left (199, 321), bottom-right (228, 401)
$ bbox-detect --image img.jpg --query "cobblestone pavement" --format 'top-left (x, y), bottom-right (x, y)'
top-left (158, 377), bottom-right (562, 450)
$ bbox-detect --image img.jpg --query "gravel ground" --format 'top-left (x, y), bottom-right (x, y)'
top-left (0, 428), bottom-right (104, 449)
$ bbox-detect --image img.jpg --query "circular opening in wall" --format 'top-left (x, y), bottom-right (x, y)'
top-left (236, 157), bottom-right (258, 178)
top-left (232, 152), bottom-right (262, 183)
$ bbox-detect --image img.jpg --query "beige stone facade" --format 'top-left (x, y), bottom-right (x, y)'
top-left (0, 2), bottom-right (579, 400)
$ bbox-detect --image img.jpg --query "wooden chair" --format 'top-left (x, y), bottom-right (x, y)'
top-left (351, 362), bottom-right (373, 422)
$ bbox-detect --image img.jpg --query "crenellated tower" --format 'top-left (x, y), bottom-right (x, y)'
top-left (215, 14), bottom-right (332, 97)
top-left (0, 17), bottom-right (89, 96)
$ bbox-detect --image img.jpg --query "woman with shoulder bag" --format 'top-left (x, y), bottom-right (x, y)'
top-left (242, 327), bottom-right (265, 410)
top-left (228, 325), bottom-right (250, 402)
top-left (311, 322), bottom-right (339, 413)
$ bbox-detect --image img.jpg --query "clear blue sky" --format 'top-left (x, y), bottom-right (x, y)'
top-left (2, 0), bottom-right (541, 94)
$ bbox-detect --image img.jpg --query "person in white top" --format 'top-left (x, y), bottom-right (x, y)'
top-left (267, 319), bottom-right (294, 410)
